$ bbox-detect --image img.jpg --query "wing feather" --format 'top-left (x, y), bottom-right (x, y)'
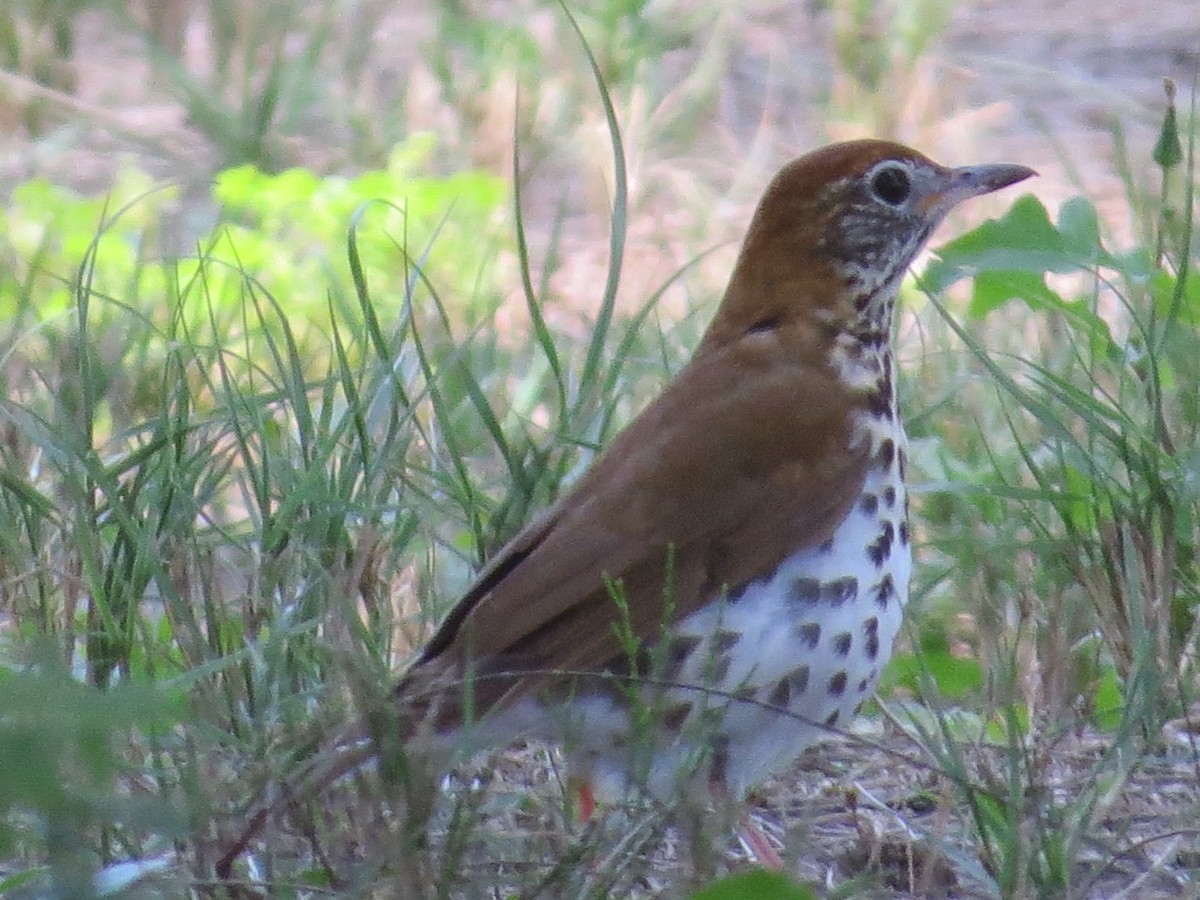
top-left (404, 323), bottom-right (870, 719)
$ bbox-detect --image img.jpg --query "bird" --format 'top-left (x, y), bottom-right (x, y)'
top-left (395, 139), bottom-right (1035, 864)
top-left (214, 140), bottom-right (1035, 879)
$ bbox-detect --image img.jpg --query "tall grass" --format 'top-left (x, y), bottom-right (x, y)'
top-left (884, 84), bottom-right (1200, 898)
top-left (0, 8), bottom-right (716, 896)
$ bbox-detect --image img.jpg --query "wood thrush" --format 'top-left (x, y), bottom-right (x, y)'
top-left (396, 139), bottom-right (1034, 861)
top-left (213, 140), bottom-right (1034, 879)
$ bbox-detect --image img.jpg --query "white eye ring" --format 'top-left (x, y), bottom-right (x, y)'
top-left (868, 163), bottom-right (912, 207)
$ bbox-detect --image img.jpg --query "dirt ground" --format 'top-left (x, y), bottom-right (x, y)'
top-left (753, 724), bottom-right (1200, 897)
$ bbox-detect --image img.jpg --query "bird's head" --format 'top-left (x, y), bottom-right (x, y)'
top-left (706, 140), bottom-right (1035, 348)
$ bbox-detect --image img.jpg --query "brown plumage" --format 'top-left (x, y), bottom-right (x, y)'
top-left (400, 142), bottom-right (1033, 742)
top-left (406, 310), bottom-right (869, 717)
top-left (215, 140), bottom-right (1033, 878)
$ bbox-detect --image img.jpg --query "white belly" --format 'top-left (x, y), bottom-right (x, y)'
top-left (570, 430), bottom-right (911, 801)
top-left (441, 422), bottom-right (912, 806)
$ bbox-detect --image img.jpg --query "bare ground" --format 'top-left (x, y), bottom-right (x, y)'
top-left (233, 719), bottom-right (1200, 897)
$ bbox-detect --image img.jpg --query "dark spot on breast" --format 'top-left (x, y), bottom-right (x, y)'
top-left (859, 492), bottom-right (879, 515)
top-left (898, 447), bottom-right (907, 479)
top-left (883, 486), bottom-right (896, 508)
top-left (818, 538), bottom-right (835, 554)
top-left (857, 677), bottom-right (871, 693)
top-left (868, 367), bottom-right (895, 419)
top-left (872, 575), bottom-right (895, 610)
top-left (768, 664), bottom-right (810, 707)
top-left (712, 629), bottom-right (739, 655)
top-left (866, 387), bottom-right (891, 419)
top-left (862, 330), bottom-right (886, 349)
top-left (864, 616), bottom-right (880, 660)
top-left (824, 576), bottom-right (858, 606)
top-left (796, 621), bottom-right (821, 649)
top-left (877, 438), bottom-right (895, 469)
top-left (768, 679), bottom-right (791, 708)
top-left (664, 635), bottom-right (701, 678)
top-left (833, 632), bottom-right (852, 657)
top-left (663, 702), bottom-right (692, 731)
top-left (899, 521), bottom-right (911, 546)
top-left (824, 709), bottom-right (840, 727)
top-left (867, 521), bottom-right (895, 566)
top-left (828, 671), bottom-right (848, 697)
top-left (789, 577), bottom-right (822, 606)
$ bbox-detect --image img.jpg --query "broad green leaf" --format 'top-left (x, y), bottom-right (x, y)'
top-left (1056, 196), bottom-right (1108, 261)
top-left (925, 195), bottom-right (1115, 318)
top-left (924, 195), bottom-right (1074, 291)
top-left (968, 268), bottom-right (1058, 318)
top-left (885, 647), bottom-right (984, 700)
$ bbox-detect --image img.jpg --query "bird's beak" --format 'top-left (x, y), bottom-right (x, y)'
top-left (919, 162), bottom-right (1037, 216)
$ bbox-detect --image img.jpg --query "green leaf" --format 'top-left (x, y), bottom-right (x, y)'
top-left (1056, 196), bottom-right (1105, 258)
top-left (984, 703), bottom-right (1030, 743)
top-left (886, 646), bottom-right (983, 700)
top-left (1092, 667), bottom-right (1123, 731)
top-left (689, 869), bottom-right (817, 900)
top-left (925, 195), bottom-right (1116, 319)
top-left (968, 268), bottom-right (1058, 318)
top-left (925, 195), bottom-right (1071, 290)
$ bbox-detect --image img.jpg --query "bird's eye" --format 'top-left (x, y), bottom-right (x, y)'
top-left (869, 165), bottom-right (912, 206)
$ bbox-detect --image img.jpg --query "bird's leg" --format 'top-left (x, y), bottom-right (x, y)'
top-left (567, 772), bottom-right (598, 823)
top-left (706, 777), bottom-right (784, 869)
top-left (737, 810), bottom-right (784, 870)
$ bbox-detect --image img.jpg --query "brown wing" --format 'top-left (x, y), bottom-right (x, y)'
top-left (402, 321), bottom-right (869, 721)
